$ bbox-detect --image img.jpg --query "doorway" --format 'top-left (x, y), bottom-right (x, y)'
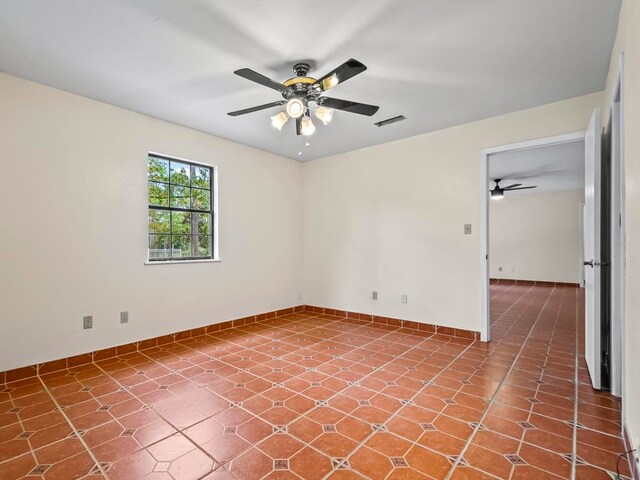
top-left (479, 85), bottom-right (626, 401)
top-left (479, 131), bottom-right (585, 342)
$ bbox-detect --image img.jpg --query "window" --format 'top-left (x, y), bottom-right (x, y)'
top-left (147, 153), bottom-right (215, 262)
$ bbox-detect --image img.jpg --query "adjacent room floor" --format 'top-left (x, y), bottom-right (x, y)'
top-left (0, 285), bottom-right (631, 479)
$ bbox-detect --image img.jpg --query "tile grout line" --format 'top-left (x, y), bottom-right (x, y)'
top-left (87, 317), bottom-right (442, 479)
top-left (140, 327), bottom-right (447, 479)
top-left (477, 290), bottom-right (545, 476)
top-left (37, 375), bottom-right (110, 479)
top-left (104, 315), bottom-right (401, 413)
top-left (89, 294), bottom-right (576, 478)
top-left (325, 338), bottom-right (479, 480)
top-left (492, 285), bottom-right (564, 479)
top-left (515, 286), bottom-right (570, 478)
top-left (519, 286), bottom-right (575, 476)
top-left (89, 359), bottom-right (226, 480)
top-left (157, 316), bottom-right (433, 417)
top-left (443, 285), bottom-right (558, 480)
top-left (7, 388), bottom-right (42, 474)
top-left (379, 343), bottom-right (507, 480)
top-left (88, 350), bottom-right (250, 479)
top-left (376, 339), bottom-right (512, 480)
top-left (140, 325), bottom-right (461, 479)
top-left (234, 326), bottom-right (480, 477)
top-left (514, 287), bottom-right (627, 478)
top-left (385, 323), bottom-right (585, 478)
top-left (426, 288), bottom-right (548, 477)
top-left (134, 320), bottom-right (479, 479)
top-left (264, 314), bottom-right (592, 448)
top-left (453, 286), bottom-right (624, 478)
top-left (490, 284), bottom-right (534, 326)
top-left (101, 313), bottom-right (405, 479)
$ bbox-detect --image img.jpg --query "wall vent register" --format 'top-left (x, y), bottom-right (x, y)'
top-left (374, 115), bottom-right (406, 127)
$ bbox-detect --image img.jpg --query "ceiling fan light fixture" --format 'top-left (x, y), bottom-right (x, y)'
top-left (491, 189), bottom-right (504, 199)
top-left (300, 116), bottom-right (316, 136)
top-left (270, 111), bottom-right (289, 130)
top-left (322, 74), bottom-right (339, 90)
top-left (314, 106), bottom-right (334, 125)
top-left (286, 98), bottom-right (305, 118)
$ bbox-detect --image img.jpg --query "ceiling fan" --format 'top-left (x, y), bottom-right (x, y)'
top-left (227, 59), bottom-right (379, 137)
top-left (490, 179), bottom-right (537, 199)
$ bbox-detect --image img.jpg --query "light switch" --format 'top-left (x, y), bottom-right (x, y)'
top-left (464, 224), bottom-right (472, 235)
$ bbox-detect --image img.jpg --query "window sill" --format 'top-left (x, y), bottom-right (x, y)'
top-left (144, 258), bottom-right (221, 265)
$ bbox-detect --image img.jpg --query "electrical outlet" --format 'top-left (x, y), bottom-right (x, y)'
top-left (401, 294), bottom-right (408, 304)
top-left (464, 224), bottom-right (472, 235)
top-left (297, 293), bottom-right (302, 302)
top-left (372, 291), bottom-right (378, 300)
top-left (120, 311), bottom-right (129, 324)
top-left (498, 267), bottom-right (502, 272)
top-left (83, 316), bottom-right (93, 330)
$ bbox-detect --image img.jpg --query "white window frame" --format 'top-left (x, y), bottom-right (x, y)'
top-left (145, 151), bottom-right (219, 265)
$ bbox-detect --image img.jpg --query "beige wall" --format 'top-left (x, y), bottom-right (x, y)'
top-left (0, 73), bottom-right (303, 372)
top-left (602, 0), bottom-right (640, 459)
top-left (302, 93), bottom-right (601, 331)
top-left (490, 190), bottom-right (584, 284)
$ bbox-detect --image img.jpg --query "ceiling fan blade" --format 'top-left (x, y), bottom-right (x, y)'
top-left (296, 116), bottom-right (302, 136)
top-left (314, 58), bottom-right (367, 91)
top-left (507, 186), bottom-right (537, 191)
top-left (227, 100), bottom-right (286, 116)
top-left (503, 183), bottom-right (523, 190)
top-left (234, 68), bottom-right (289, 94)
top-left (320, 97), bottom-right (379, 116)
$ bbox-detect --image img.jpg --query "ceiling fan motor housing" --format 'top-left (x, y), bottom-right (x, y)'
top-left (490, 178), bottom-right (537, 196)
top-left (293, 62), bottom-right (311, 77)
top-left (282, 63), bottom-right (321, 103)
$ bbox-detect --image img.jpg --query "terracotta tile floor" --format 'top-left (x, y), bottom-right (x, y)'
top-left (0, 285), bottom-right (632, 479)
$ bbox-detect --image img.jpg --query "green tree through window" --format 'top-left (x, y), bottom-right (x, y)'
top-left (148, 154), bottom-right (214, 261)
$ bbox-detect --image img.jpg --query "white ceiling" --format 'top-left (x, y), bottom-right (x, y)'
top-left (0, 0), bottom-right (621, 161)
top-left (489, 140), bottom-right (585, 195)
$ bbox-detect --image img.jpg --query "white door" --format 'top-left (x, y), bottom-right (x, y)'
top-left (584, 108), bottom-right (602, 390)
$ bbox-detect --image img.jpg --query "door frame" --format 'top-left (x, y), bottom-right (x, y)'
top-left (609, 53), bottom-right (626, 401)
top-left (479, 131), bottom-right (586, 342)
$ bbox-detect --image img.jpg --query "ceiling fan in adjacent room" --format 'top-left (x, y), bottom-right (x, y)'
top-left (227, 59), bottom-right (380, 137)
top-left (490, 179), bottom-right (537, 199)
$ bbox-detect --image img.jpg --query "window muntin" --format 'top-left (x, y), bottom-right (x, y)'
top-left (148, 154), bottom-right (214, 261)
